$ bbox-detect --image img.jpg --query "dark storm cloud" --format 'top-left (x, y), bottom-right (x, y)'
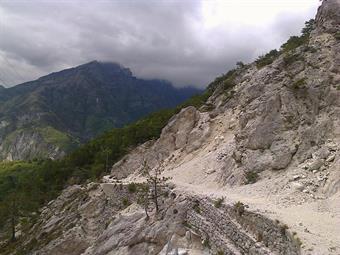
top-left (0, 0), bottom-right (320, 88)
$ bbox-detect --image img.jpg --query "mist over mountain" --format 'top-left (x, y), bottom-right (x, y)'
top-left (0, 60), bottom-right (201, 160)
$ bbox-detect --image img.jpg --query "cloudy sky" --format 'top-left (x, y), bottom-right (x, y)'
top-left (0, 0), bottom-right (320, 88)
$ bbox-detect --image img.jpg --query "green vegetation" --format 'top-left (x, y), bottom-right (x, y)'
top-left (0, 17), bottom-right (318, 248)
top-left (208, 68), bottom-right (237, 91)
top-left (234, 201), bottom-right (245, 216)
top-left (1, 126), bottom-right (77, 157)
top-left (281, 19), bottom-right (314, 52)
top-left (255, 19), bottom-right (315, 69)
top-left (193, 201), bottom-right (201, 214)
top-left (296, 237), bottom-right (303, 247)
top-left (127, 182), bottom-right (137, 193)
top-left (122, 197), bottom-right (130, 207)
top-left (255, 49), bottom-right (280, 68)
top-left (245, 171), bottom-right (259, 184)
top-left (203, 239), bottom-right (211, 248)
top-left (283, 53), bottom-right (304, 66)
top-left (280, 224), bottom-right (289, 236)
top-left (0, 89), bottom-right (212, 244)
top-left (38, 126), bottom-right (77, 150)
top-left (257, 232), bottom-right (263, 242)
top-left (182, 220), bottom-right (191, 228)
top-left (292, 78), bottom-right (307, 90)
top-left (281, 36), bottom-right (307, 52)
top-left (213, 197), bottom-right (224, 208)
top-left (335, 32), bottom-right (340, 40)
top-left (141, 161), bottom-right (171, 213)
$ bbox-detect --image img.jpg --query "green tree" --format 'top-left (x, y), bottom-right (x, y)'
top-left (302, 19), bottom-right (315, 37)
top-left (141, 161), bottom-right (171, 213)
top-left (0, 176), bottom-right (19, 242)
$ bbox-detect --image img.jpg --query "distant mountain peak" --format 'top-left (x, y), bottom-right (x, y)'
top-left (0, 61), bottom-right (201, 160)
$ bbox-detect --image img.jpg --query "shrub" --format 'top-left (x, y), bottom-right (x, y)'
top-left (216, 250), bottom-right (224, 255)
top-left (193, 204), bottom-right (201, 214)
top-left (201, 103), bottom-right (215, 112)
top-left (234, 201), bottom-right (245, 216)
top-left (296, 237), bottom-right (303, 247)
top-left (334, 32), bottom-right (340, 40)
top-left (280, 224), bottom-right (289, 235)
top-left (203, 239), bottom-right (210, 248)
top-left (281, 36), bottom-right (307, 52)
top-left (127, 182), bottom-right (137, 193)
top-left (292, 78), bottom-right (307, 90)
top-left (208, 69), bottom-right (237, 91)
top-left (214, 197), bottom-right (224, 208)
top-left (303, 46), bottom-right (317, 53)
top-left (236, 61), bottom-right (245, 68)
top-left (122, 197), bottom-right (130, 207)
top-left (245, 171), bottom-right (259, 184)
top-left (283, 54), bottom-right (304, 66)
top-left (257, 232), bottom-right (263, 242)
top-left (182, 220), bottom-right (191, 228)
top-left (193, 201), bottom-right (201, 214)
top-left (255, 49), bottom-right (280, 68)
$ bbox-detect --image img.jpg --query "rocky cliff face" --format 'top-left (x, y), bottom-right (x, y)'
top-left (0, 61), bottom-right (200, 160)
top-left (7, 1), bottom-right (340, 254)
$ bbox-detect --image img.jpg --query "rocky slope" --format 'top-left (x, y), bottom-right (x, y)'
top-left (6, 0), bottom-right (340, 254)
top-left (0, 61), bottom-right (200, 160)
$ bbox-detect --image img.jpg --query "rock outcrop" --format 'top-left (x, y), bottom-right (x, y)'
top-left (6, 0), bottom-right (340, 254)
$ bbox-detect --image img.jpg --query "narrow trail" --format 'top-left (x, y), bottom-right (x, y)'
top-left (171, 180), bottom-right (340, 255)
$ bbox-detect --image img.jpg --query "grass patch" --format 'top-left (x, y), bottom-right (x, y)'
top-left (127, 182), bottom-right (137, 193)
top-left (245, 171), bottom-right (259, 184)
top-left (122, 197), bottom-right (130, 207)
top-left (334, 32), bottom-right (340, 40)
top-left (213, 197), bottom-right (224, 208)
top-left (203, 239), bottom-right (211, 248)
top-left (292, 78), bottom-right (307, 90)
top-left (38, 126), bottom-right (76, 150)
top-left (234, 201), bottom-right (245, 216)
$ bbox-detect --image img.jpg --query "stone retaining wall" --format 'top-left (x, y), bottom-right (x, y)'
top-left (186, 197), bottom-right (301, 255)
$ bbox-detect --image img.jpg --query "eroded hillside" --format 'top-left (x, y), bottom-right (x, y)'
top-left (2, 0), bottom-right (340, 254)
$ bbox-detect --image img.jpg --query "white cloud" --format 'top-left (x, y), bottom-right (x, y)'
top-left (0, 0), bottom-right (320, 88)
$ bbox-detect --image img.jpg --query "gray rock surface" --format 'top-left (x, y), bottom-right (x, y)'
top-left (9, 1), bottom-right (340, 254)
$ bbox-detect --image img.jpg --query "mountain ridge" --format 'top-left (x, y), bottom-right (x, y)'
top-left (0, 61), bottom-right (201, 160)
top-left (1, 0), bottom-right (339, 254)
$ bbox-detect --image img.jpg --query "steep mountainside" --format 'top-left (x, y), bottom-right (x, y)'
top-left (1, 0), bottom-right (340, 254)
top-left (0, 61), bottom-right (200, 160)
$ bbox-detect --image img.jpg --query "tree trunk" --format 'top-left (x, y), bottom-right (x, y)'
top-left (144, 205), bottom-right (149, 220)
